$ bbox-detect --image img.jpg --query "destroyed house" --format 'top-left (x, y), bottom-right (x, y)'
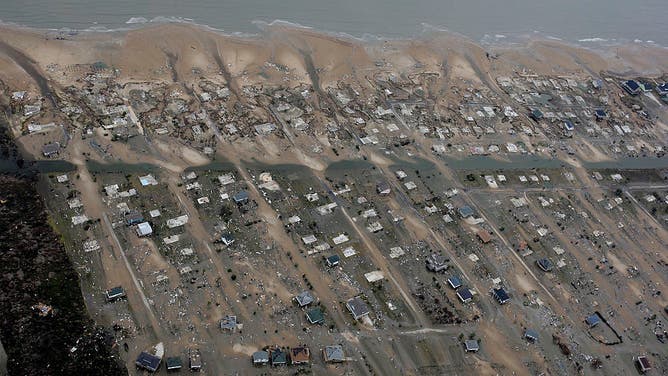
top-left (426, 253), bottom-right (448, 272)
top-left (657, 83), bottom-right (668, 96)
top-left (42, 142), bottom-right (60, 157)
top-left (220, 315), bottom-right (237, 331)
top-left (125, 210), bottom-right (144, 225)
top-left (189, 350), bottom-right (202, 371)
top-left (136, 352), bottom-right (161, 372)
top-left (323, 345), bottom-right (344, 363)
top-left (594, 109), bottom-right (608, 120)
top-left (221, 233), bottom-right (235, 246)
top-left (492, 288), bottom-right (510, 304)
top-left (639, 81), bottom-right (653, 92)
top-left (346, 296), bottom-right (370, 320)
top-left (537, 258), bottom-right (553, 272)
top-left (376, 181), bottom-right (391, 195)
top-left (252, 351), bottom-right (269, 366)
top-left (106, 286), bottom-right (126, 301)
top-left (291, 346), bottom-right (310, 365)
top-left (529, 109), bottom-right (543, 121)
top-left (563, 120), bottom-right (574, 132)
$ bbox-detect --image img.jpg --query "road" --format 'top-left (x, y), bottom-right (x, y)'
top-left (318, 175), bottom-right (431, 327)
top-left (102, 212), bottom-right (163, 336)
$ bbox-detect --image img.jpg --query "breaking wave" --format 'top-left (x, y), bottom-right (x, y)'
top-left (578, 37), bottom-right (608, 43)
top-left (125, 17), bottom-right (148, 24)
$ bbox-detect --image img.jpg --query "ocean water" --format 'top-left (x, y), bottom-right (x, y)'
top-left (0, 0), bottom-right (667, 46)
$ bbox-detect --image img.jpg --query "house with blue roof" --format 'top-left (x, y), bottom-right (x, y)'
top-left (622, 80), bottom-right (641, 95)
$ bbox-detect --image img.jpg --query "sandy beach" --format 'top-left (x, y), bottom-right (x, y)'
top-left (1, 20), bottom-right (667, 376)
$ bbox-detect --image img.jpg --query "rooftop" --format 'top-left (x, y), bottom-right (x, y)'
top-left (346, 296), bottom-right (370, 320)
top-left (525, 329), bottom-right (539, 342)
top-left (270, 348), bottom-right (287, 365)
top-left (323, 345), bottom-right (345, 363)
top-left (295, 291), bottom-right (315, 307)
top-left (464, 339), bottom-right (479, 352)
top-left (457, 288), bottom-right (473, 303)
top-left (252, 351), bottom-right (269, 365)
top-left (537, 258), bottom-right (553, 272)
top-left (458, 205), bottom-right (474, 218)
top-left (306, 307), bottom-right (324, 324)
top-left (492, 288), bottom-right (510, 304)
top-left (136, 352), bottom-right (161, 372)
top-left (447, 276), bottom-right (462, 289)
top-left (585, 314), bottom-right (600, 327)
top-left (220, 315), bottom-right (237, 330)
top-left (326, 254), bottom-right (340, 267)
top-left (291, 346), bottom-right (310, 364)
top-left (165, 356), bottom-right (182, 370)
top-left (233, 190), bottom-right (249, 203)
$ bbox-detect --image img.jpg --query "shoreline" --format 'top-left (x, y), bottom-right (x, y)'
top-left (0, 20), bottom-right (666, 83)
top-left (1, 17), bottom-right (667, 53)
